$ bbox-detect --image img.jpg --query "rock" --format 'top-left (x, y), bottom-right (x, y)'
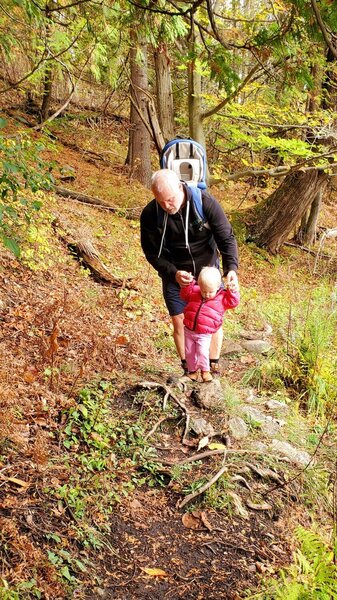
top-left (228, 417), bottom-right (249, 440)
top-left (254, 442), bottom-right (268, 453)
top-left (189, 417), bottom-right (215, 437)
top-left (240, 405), bottom-right (284, 437)
top-left (240, 406), bottom-right (268, 425)
top-left (265, 399), bottom-right (289, 414)
top-left (222, 341), bottom-right (244, 354)
top-left (271, 439), bottom-right (312, 467)
top-left (240, 323), bottom-right (272, 340)
top-left (240, 340), bottom-right (273, 354)
top-left (261, 420), bottom-right (282, 437)
top-left (190, 379), bottom-right (223, 409)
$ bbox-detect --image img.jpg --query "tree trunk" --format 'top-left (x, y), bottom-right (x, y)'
top-left (187, 23), bottom-right (206, 148)
top-left (154, 43), bottom-right (174, 142)
top-left (40, 4), bottom-right (53, 123)
top-left (126, 28), bottom-right (152, 187)
top-left (40, 63), bottom-right (53, 122)
top-left (249, 169), bottom-right (328, 253)
top-left (322, 46), bottom-right (337, 110)
top-left (296, 188), bottom-right (322, 246)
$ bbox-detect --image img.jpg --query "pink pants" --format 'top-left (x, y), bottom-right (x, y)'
top-left (184, 327), bottom-right (212, 372)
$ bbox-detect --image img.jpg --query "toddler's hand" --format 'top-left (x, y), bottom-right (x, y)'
top-left (226, 270), bottom-right (239, 292)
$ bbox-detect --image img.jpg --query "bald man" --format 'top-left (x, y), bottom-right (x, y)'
top-left (140, 169), bottom-right (239, 375)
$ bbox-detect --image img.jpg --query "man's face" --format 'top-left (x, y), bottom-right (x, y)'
top-left (155, 182), bottom-right (185, 215)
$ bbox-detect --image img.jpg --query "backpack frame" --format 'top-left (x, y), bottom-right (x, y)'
top-left (160, 138), bottom-right (207, 190)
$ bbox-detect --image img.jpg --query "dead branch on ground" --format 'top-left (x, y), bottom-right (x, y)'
top-left (54, 186), bottom-right (142, 219)
top-left (53, 215), bottom-right (136, 288)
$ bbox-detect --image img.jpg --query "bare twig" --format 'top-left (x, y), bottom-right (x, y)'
top-left (144, 416), bottom-right (173, 440)
top-left (138, 381), bottom-right (189, 415)
top-left (177, 460), bottom-right (228, 509)
top-left (158, 449), bottom-right (277, 466)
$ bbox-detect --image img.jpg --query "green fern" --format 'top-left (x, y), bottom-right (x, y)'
top-left (269, 527), bottom-right (337, 600)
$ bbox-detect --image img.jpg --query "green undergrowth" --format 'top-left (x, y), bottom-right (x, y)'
top-left (246, 526), bottom-right (337, 599)
top-left (241, 281), bottom-right (337, 418)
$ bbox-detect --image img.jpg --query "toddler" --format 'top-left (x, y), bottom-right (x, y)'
top-left (180, 267), bottom-right (240, 382)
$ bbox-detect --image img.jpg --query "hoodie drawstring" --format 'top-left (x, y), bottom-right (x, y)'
top-left (158, 211), bottom-right (168, 258)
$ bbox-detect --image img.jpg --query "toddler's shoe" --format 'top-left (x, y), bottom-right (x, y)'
top-left (188, 371), bottom-right (199, 381)
top-left (201, 370), bottom-right (213, 382)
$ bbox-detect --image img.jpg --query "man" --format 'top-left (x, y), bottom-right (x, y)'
top-left (140, 169), bottom-right (239, 374)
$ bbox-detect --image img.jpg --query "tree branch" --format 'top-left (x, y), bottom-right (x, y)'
top-left (201, 63), bottom-right (260, 120)
top-left (310, 0), bottom-right (337, 60)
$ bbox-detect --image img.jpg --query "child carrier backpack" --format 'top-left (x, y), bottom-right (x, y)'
top-left (160, 138), bottom-right (207, 190)
top-left (158, 137), bottom-right (207, 224)
top-left (157, 138), bottom-right (210, 258)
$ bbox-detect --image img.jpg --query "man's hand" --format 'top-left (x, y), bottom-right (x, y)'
top-left (175, 270), bottom-right (193, 287)
top-left (226, 270), bottom-right (239, 292)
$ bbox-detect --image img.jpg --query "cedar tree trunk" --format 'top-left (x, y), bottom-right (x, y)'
top-left (296, 188), bottom-right (323, 246)
top-left (154, 43), bottom-right (174, 142)
top-left (249, 169), bottom-right (328, 253)
top-left (126, 28), bottom-right (152, 187)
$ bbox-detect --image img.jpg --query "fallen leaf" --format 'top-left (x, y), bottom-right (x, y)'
top-left (200, 511), bottom-right (213, 531)
top-left (140, 567), bottom-right (168, 577)
top-left (182, 512), bottom-right (201, 529)
top-left (23, 370), bottom-right (38, 383)
top-left (0, 476), bottom-right (30, 488)
top-left (240, 355), bottom-right (255, 364)
top-left (208, 443), bottom-right (227, 450)
top-left (197, 435), bottom-right (209, 451)
top-left (115, 335), bottom-right (129, 346)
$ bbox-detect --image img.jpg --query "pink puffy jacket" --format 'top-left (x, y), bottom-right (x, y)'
top-left (180, 280), bottom-right (240, 334)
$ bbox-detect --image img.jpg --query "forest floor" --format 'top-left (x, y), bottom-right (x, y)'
top-left (0, 109), bottom-right (336, 600)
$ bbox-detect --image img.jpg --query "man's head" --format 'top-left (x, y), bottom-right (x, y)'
top-left (198, 267), bottom-right (221, 300)
top-left (151, 169), bottom-right (185, 215)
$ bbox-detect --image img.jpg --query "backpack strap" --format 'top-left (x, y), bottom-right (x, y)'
top-left (190, 186), bottom-right (204, 221)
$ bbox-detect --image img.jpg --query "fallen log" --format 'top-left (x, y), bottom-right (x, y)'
top-left (54, 186), bottom-right (142, 219)
top-left (53, 216), bottom-right (136, 288)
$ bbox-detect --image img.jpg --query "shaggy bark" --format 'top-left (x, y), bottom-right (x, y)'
top-left (249, 169), bottom-right (328, 253)
top-left (295, 188), bottom-right (323, 246)
top-left (126, 27), bottom-right (152, 186)
top-left (154, 43), bottom-right (174, 142)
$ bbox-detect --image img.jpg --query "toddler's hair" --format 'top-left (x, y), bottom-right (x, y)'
top-left (198, 266), bottom-right (222, 288)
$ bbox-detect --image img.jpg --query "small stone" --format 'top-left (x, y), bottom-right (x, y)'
top-left (265, 399), bottom-right (289, 414)
top-left (190, 379), bottom-right (223, 409)
top-left (241, 340), bottom-right (272, 354)
top-left (261, 420), bottom-right (281, 437)
top-left (228, 417), bottom-right (249, 440)
top-left (271, 439), bottom-right (312, 467)
top-left (241, 406), bottom-right (268, 425)
top-left (222, 341), bottom-right (244, 354)
top-left (189, 417), bottom-right (215, 437)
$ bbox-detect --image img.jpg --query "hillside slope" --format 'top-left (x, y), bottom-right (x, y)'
top-left (1, 114), bottom-right (336, 600)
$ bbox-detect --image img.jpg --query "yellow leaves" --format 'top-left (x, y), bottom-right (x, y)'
top-left (0, 475), bottom-right (30, 490)
top-left (208, 442), bottom-right (227, 450)
top-left (140, 567), bottom-right (168, 578)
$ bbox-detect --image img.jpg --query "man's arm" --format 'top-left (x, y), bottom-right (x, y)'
top-left (202, 191), bottom-right (239, 275)
top-left (140, 202), bottom-right (177, 281)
